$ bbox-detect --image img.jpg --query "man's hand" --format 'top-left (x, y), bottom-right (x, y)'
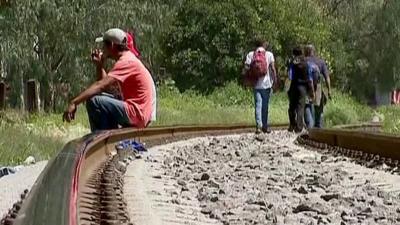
top-left (63, 103), bottom-right (77, 123)
top-left (328, 90), bottom-right (332, 100)
top-left (91, 49), bottom-right (105, 67)
top-left (310, 92), bottom-right (316, 103)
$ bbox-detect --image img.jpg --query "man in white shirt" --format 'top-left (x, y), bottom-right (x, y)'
top-left (243, 39), bottom-right (277, 134)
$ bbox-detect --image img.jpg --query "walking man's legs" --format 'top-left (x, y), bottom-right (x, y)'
top-left (288, 87), bottom-right (298, 131)
top-left (261, 88), bottom-right (271, 131)
top-left (254, 89), bottom-right (263, 130)
top-left (254, 88), bottom-right (272, 133)
top-left (314, 105), bottom-right (324, 128)
top-left (304, 104), bottom-right (315, 129)
top-left (86, 94), bottom-right (131, 132)
top-left (295, 86), bottom-right (307, 132)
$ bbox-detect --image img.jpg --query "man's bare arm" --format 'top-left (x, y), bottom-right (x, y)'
top-left (271, 62), bottom-right (278, 86)
top-left (96, 65), bottom-right (107, 81)
top-left (242, 64), bottom-right (250, 76)
top-left (63, 76), bottom-right (117, 122)
top-left (325, 74), bottom-right (332, 97)
top-left (71, 76), bottom-right (116, 105)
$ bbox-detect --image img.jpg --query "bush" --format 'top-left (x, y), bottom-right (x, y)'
top-left (208, 82), bottom-right (253, 107)
top-left (378, 106), bottom-right (400, 134)
top-left (163, 0), bottom-right (331, 93)
top-left (0, 124), bottom-right (64, 165)
top-left (324, 92), bottom-right (372, 127)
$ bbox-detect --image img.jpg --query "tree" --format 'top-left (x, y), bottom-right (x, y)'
top-left (319, 0), bottom-right (400, 102)
top-left (0, 0), bottom-right (178, 111)
top-left (163, 0), bottom-right (331, 92)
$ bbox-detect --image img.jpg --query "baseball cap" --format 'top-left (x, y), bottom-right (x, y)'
top-left (95, 28), bottom-right (127, 45)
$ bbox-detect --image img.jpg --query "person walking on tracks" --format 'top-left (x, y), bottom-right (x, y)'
top-left (63, 28), bottom-right (154, 132)
top-left (287, 47), bottom-right (315, 133)
top-left (243, 39), bottom-right (277, 134)
top-left (304, 44), bottom-right (331, 128)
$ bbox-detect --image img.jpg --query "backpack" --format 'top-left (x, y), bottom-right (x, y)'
top-left (291, 56), bottom-right (309, 84)
top-left (250, 49), bottom-right (268, 78)
top-left (243, 49), bottom-right (268, 87)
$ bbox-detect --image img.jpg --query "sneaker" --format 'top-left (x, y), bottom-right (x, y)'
top-left (288, 126), bottom-right (295, 132)
top-left (255, 127), bottom-right (262, 134)
top-left (262, 127), bottom-right (272, 134)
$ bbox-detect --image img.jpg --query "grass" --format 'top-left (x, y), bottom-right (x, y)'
top-left (0, 109), bottom-right (89, 166)
top-left (324, 92), bottom-right (373, 127)
top-left (153, 82), bottom-right (288, 126)
top-left (2, 82), bottom-right (397, 166)
top-left (377, 106), bottom-right (400, 134)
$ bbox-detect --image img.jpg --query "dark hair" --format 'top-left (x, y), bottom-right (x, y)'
top-left (104, 38), bottom-right (129, 52)
top-left (116, 44), bottom-right (129, 52)
top-left (304, 44), bottom-right (315, 57)
top-left (254, 38), bottom-right (267, 48)
top-left (292, 47), bottom-right (303, 56)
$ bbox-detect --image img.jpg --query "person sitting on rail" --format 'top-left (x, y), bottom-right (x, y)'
top-left (63, 28), bottom-right (154, 132)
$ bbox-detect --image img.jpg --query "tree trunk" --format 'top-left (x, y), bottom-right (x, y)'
top-left (20, 75), bottom-right (25, 111)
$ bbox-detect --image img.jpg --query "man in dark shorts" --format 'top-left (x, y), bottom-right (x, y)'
top-left (304, 45), bottom-right (331, 128)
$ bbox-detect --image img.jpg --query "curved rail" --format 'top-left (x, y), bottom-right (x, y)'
top-left (10, 124), bottom-right (287, 225)
top-left (306, 125), bottom-right (400, 160)
top-left (7, 122), bottom-right (400, 225)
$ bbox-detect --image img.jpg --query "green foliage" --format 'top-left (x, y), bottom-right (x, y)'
top-left (2, 0), bottom-right (400, 109)
top-left (0, 123), bottom-right (64, 165)
top-left (164, 0), bottom-right (331, 92)
top-left (378, 106), bottom-right (400, 135)
top-left (0, 0), bottom-right (178, 111)
top-left (320, 0), bottom-right (400, 99)
top-left (153, 81), bottom-right (290, 126)
top-left (324, 92), bottom-right (372, 127)
top-left (0, 83), bottom-right (386, 165)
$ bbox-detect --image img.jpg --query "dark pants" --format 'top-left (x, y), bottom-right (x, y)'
top-left (288, 85), bottom-right (307, 132)
top-left (86, 93), bottom-right (131, 132)
top-left (314, 104), bottom-right (324, 128)
top-left (254, 88), bottom-right (271, 129)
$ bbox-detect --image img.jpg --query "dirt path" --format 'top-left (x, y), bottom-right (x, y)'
top-left (125, 132), bottom-right (400, 225)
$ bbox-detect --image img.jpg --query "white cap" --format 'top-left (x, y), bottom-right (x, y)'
top-left (95, 28), bottom-right (127, 45)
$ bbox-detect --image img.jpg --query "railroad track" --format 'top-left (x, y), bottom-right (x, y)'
top-left (3, 122), bottom-right (400, 225)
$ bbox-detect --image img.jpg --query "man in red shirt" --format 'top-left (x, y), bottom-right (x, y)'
top-left (63, 28), bottom-right (153, 132)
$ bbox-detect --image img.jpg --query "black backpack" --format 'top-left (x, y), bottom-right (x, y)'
top-left (291, 56), bottom-right (309, 84)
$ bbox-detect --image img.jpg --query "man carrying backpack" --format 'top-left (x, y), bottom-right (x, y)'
top-left (287, 47), bottom-right (315, 133)
top-left (304, 45), bottom-right (331, 128)
top-left (243, 39), bottom-right (277, 134)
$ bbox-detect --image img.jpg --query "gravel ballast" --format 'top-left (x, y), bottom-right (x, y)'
top-left (127, 131), bottom-right (400, 224)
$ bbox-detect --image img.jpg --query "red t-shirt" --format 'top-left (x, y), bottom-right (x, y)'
top-left (108, 51), bottom-right (153, 128)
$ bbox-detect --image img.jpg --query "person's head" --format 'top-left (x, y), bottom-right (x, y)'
top-left (254, 38), bottom-right (268, 49)
top-left (292, 46), bottom-right (303, 57)
top-left (304, 44), bottom-right (316, 57)
top-left (95, 28), bottom-right (129, 59)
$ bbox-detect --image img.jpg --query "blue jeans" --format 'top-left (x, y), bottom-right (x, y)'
top-left (305, 104), bottom-right (315, 129)
top-left (86, 93), bottom-right (131, 132)
top-left (254, 88), bottom-right (271, 129)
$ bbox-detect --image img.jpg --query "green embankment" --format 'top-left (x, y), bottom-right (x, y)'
top-left (0, 83), bottom-right (397, 166)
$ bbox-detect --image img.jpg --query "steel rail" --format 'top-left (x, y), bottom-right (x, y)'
top-left (5, 122), bottom-right (400, 225)
top-left (9, 124), bottom-right (287, 225)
